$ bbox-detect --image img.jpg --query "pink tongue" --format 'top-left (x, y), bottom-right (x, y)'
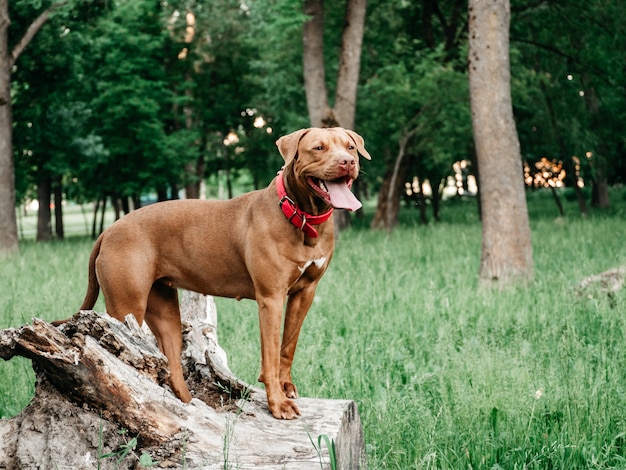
top-left (325, 180), bottom-right (362, 211)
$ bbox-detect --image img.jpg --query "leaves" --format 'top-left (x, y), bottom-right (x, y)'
top-left (7, 0), bottom-right (626, 209)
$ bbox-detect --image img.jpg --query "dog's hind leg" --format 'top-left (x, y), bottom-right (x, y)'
top-left (144, 281), bottom-right (192, 403)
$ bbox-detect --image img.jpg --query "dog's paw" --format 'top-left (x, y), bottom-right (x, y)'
top-left (283, 382), bottom-right (298, 399)
top-left (269, 398), bottom-right (301, 420)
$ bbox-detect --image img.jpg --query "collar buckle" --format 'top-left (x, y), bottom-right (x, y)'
top-left (279, 195), bottom-right (307, 230)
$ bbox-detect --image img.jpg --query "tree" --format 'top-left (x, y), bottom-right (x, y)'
top-left (510, 0), bottom-right (626, 212)
top-left (468, 0), bottom-right (533, 285)
top-left (358, 1), bottom-right (471, 230)
top-left (363, 51), bottom-right (471, 229)
top-left (301, 0), bottom-right (367, 229)
top-left (85, 0), bottom-right (178, 208)
top-left (163, 0), bottom-right (261, 199)
top-left (302, 0), bottom-right (367, 130)
top-left (0, 0), bottom-right (65, 254)
top-left (11, 4), bottom-right (91, 241)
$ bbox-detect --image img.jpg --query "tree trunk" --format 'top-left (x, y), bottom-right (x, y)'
top-left (591, 173), bottom-right (610, 208)
top-left (99, 195), bottom-right (107, 235)
top-left (370, 155), bottom-right (411, 230)
top-left (417, 177), bottom-right (428, 225)
top-left (91, 198), bottom-right (100, 238)
top-left (303, 0), bottom-right (329, 128)
top-left (53, 175), bottom-right (64, 239)
top-left (0, 0), bottom-right (18, 255)
top-left (36, 176), bottom-right (52, 242)
top-left (303, 0), bottom-right (367, 130)
top-left (431, 177), bottom-right (442, 222)
top-left (371, 123), bottom-right (421, 230)
top-left (182, 70), bottom-right (203, 200)
top-left (384, 137), bottom-right (408, 230)
top-left (184, 153), bottom-right (205, 200)
top-left (302, 0), bottom-right (368, 232)
top-left (580, 78), bottom-right (610, 209)
top-left (566, 156), bottom-right (588, 216)
top-left (549, 184), bottom-right (564, 217)
top-left (542, 79), bottom-right (588, 216)
top-left (468, 0), bottom-right (533, 285)
top-left (0, 292), bottom-right (366, 469)
top-left (113, 197), bottom-right (124, 220)
top-left (334, 0), bottom-right (367, 131)
top-left (184, 156), bottom-right (203, 200)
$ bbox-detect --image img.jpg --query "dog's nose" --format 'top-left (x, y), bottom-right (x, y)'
top-left (338, 154), bottom-right (356, 169)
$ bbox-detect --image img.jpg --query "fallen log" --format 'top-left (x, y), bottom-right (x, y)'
top-left (0, 292), bottom-right (366, 469)
top-left (576, 266), bottom-right (625, 296)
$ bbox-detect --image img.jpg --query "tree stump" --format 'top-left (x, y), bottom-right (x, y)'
top-left (0, 292), bottom-right (366, 469)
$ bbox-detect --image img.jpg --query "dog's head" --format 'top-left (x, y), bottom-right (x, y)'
top-left (276, 127), bottom-right (371, 211)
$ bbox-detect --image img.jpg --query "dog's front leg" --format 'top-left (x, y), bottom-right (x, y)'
top-left (279, 285), bottom-right (317, 400)
top-left (257, 295), bottom-right (300, 419)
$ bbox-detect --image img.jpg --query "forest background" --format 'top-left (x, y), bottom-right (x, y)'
top-left (2, 0), bottom-right (626, 468)
top-left (2, 0), bottom-right (625, 242)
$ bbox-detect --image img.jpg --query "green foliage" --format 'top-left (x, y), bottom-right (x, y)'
top-left (358, 44), bottom-right (471, 190)
top-left (510, 0), bottom-right (626, 183)
top-left (82, 0), bottom-right (178, 199)
top-left (98, 428), bottom-right (159, 467)
top-left (241, 0), bottom-right (311, 139)
top-left (11, 0), bottom-right (94, 202)
top-left (310, 433), bottom-right (337, 470)
top-left (8, 0), bottom-right (626, 208)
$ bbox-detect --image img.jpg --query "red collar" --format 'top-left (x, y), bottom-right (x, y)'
top-left (276, 171), bottom-right (334, 238)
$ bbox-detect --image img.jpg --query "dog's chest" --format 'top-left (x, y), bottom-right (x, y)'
top-left (288, 256), bottom-right (328, 292)
top-left (298, 257), bottom-right (327, 274)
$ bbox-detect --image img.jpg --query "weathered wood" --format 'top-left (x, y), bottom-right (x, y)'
top-left (577, 267), bottom-right (625, 295)
top-left (0, 292), bottom-right (366, 469)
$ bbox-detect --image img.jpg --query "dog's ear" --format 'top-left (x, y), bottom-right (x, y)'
top-left (276, 129), bottom-right (310, 163)
top-left (343, 129), bottom-right (372, 160)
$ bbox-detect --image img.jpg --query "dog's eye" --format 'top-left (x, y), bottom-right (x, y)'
top-left (314, 145), bottom-right (324, 151)
top-left (348, 145), bottom-right (355, 150)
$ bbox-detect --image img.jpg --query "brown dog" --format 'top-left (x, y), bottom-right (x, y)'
top-left (67, 127), bottom-right (370, 419)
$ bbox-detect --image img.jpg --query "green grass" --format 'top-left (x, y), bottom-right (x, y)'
top-left (2, 188), bottom-right (626, 468)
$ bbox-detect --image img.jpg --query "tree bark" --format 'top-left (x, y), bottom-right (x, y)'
top-left (549, 184), bottom-right (564, 217)
top-left (0, 292), bottom-right (366, 469)
top-left (303, 0), bottom-right (367, 131)
top-left (0, 0), bottom-right (18, 255)
top-left (591, 173), bottom-right (610, 208)
top-left (468, 0), bottom-right (534, 285)
top-left (334, 0), bottom-right (367, 131)
top-left (36, 175), bottom-right (52, 242)
top-left (98, 196), bottom-right (107, 235)
top-left (91, 198), bottom-right (100, 238)
top-left (303, 0), bottom-right (330, 128)
top-left (53, 175), bottom-right (64, 239)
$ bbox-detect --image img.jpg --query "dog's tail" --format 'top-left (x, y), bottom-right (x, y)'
top-left (79, 233), bottom-right (104, 311)
top-left (51, 234), bottom-right (104, 327)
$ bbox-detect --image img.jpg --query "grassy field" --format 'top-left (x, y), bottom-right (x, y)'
top-left (1, 188), bottom-right (626, 468)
